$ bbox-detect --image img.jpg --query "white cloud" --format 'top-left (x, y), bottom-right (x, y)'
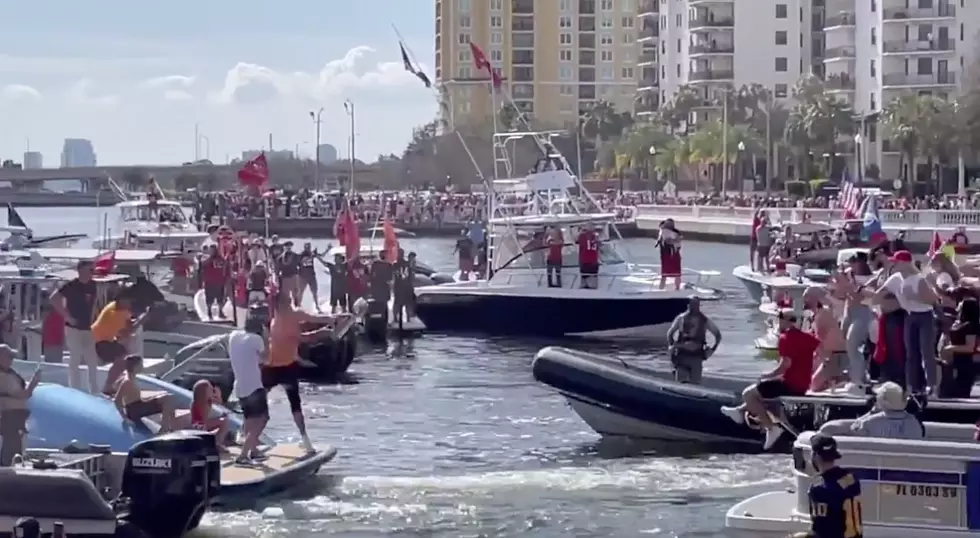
top-left (163, 89), bottom-right (193, 101)
top-left (209, 46), bottom-right (429, 105)
top-left (67, 78), bottom-right (119, 106)
top-left (142, 75), bottom-right (196, 101)
top-left (1, 84), bottom-right (41, 101)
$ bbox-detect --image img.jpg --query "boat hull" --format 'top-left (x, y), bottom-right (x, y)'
top-left (731, 266), bottom-right (768, 304)
top-left (415, 292), bottom-right (686, 337)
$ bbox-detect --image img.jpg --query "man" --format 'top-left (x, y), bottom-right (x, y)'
top-left (278, 241), bottom-right (301, 307)
top-left (199, 244), bottom-right (229, 320)
top-left (321, 252), bottom-right (348, 313)
top-left (297, 242), bottom-right (320, 311)
top-left (790, 434), bottom-right (863, 538)
top-left (666, 297), bottom-right (722, 384)
top-left (850, 381), bottom-right (923, 439)
top-left (391, 249), bottom-right (414, 324)
top-left (755, 216), bottom-right (773, 273)
top-left (264, 290), bottom-right (351, 452)
top-left (113, 355), bottom-right (178, 432)
top-left (454, 229), bottom-right (475, 281)
top-left (50, 260), bottom-right (98, 394)
top-left (228, 314), bottom-right (271, 464)
top-left (721, 310), bottom-right (819, 450)
top-left (577, 225), bottom-right (600, 289)
top-left (92, 293), bottom-right (148, 395)
top-left (370, 251), bottom-right (393, 307)
top-left (0, 344), bottom-right (39, 466)
top-left (545, 226), bottom-right (564, 288)
top-left (13, 517), bottom-right (40, 538)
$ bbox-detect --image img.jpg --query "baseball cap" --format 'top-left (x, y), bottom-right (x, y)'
top-left (890, 250), bottom-right (913, 263)
top-left (14, 517), bottom-right (39, 538)
top-left (874, 381), bottom-right (906, 411)
top-left (777, 308), bottom-right (798, 322)
top-left (810, 434), bottom-right (842, 461)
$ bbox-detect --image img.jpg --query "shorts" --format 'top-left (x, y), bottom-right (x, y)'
top-left (459, 257), bottom-right (474, 271)
top-left (756, 379), bottom-right (805, 399)
top-left (204, 284), bottom-right (225, 305)
top-left (125, 396), bottom-right (165, 421)
top-left (757, 245), bottom-right (772, 257)
top-left (262, 363), bottom-right (303, 413)
top-left (239, 388), bottom-right (269, 419)
top-left (95, 340), bottom-right (128, 365)
top-left (580, 263), bottom-right (599, 276)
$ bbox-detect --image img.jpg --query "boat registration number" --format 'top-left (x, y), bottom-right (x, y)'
top-left (886, 483), bottom-right (958, 498)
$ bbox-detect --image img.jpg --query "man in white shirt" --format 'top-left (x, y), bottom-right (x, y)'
top-left (227, 316), bottom-right (270, 464)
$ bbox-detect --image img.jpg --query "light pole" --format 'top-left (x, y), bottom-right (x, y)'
top-left (344, 99), bottom-right (355, 192)
top-left (854, 133), bottom-right (863, 183)
top-left (648, 145), bottom-right (657, 186)
top-left (309, 108), bottom-right (323, 188)
top-left (737, 141), bottom-right (746, 193)
top-left (199, 135), bottom-right (210, 160)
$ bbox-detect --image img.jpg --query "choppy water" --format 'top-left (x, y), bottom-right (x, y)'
top-left (20, 207), bottom-right (791, 538)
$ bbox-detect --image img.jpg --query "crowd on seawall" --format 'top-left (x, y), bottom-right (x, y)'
top-left (638, 193), bottom-right (980, 211)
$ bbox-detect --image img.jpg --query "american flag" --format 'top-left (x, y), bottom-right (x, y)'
top-left (839, 168), bottom-right (862, 219)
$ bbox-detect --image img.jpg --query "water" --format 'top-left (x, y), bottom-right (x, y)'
top-left (19, 207), bottom-right (790, 538)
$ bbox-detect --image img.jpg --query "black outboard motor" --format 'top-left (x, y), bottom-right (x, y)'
top-left (363, 298), bottom-right (388, 343)
top-left (118, 430), bottom-right (220, 538)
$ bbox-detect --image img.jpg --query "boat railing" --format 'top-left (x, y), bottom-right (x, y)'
top-left (490, 267), bottom-right (722, 297)
top-left (158, 334), bottom-right (229, 384)
top-left (634, 204), bottom-right (980, 228)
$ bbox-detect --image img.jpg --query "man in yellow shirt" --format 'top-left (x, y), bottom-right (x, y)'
top-left (92, 295), bottom-right (141, 396)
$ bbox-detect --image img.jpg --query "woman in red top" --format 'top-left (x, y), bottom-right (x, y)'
top-left (545, 227), bottom-right (564, 288)
top-left (189, 380), bottom-right (230, 447)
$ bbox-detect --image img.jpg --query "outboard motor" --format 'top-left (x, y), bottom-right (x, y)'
top-left (117, 430), bottom-right (219, 538)
top-left (247, 302), bottom-right (271, 330)
top-left (363, 298), bottom-right (388, 343)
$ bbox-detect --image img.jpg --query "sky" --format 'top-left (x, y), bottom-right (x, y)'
top-left (0, 1), bottom-right (437, 166)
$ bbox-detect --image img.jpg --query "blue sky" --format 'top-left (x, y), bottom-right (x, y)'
top-left (0, 0), bottom-right (436, 166)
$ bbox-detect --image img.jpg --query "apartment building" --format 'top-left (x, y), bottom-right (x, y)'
top-left (822, 0), bottom-right (979, 180)
top-left (435, 0), bottom-right (644, 130)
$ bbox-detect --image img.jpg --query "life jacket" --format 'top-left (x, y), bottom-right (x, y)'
top-left (675, 312), bottom-right (707, 346)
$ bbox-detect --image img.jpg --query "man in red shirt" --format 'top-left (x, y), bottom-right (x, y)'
top-left (545, 227), bottom-right (564, 288)
top-left (576, 225), bottom-right (600, 289)
top-left (721, 309), bottom-right (819, 450)
top-left (199, 245), bottom-right (229, 319)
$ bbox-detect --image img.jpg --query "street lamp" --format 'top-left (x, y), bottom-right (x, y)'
top-left (343, 99), bottom-right (355, 192)
top-left (199, 135), bottom-right (210, 161)
top-left (309, 108), bottom-right (323, 188)
top-left (737, 141), bottom-right (746, 193)
top-left (854, 133), bottom-right (863, 183)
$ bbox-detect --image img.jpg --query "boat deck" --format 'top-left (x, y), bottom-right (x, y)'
top-left (220, 443), bottom-right (313, 485)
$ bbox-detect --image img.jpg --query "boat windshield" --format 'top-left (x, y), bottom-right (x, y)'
top-left (120, 203), bottom-right (188, 224)
top-left (497, 242), bottom-right (624, 271)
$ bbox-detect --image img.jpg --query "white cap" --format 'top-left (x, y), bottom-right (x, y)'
top-left (874, 382), bottom-right (905, 411)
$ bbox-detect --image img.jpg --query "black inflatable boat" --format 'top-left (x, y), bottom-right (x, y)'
top-left (532, 346), bottom-right (980, 451)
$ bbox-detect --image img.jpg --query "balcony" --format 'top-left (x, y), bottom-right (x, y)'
top-left (689, 69), bottom-right (734, 82)
top-left (823, 46), bottom-right (856, 62)
top-left (512, 0), bottom-right (534, 14)
top-left (635, 99), bottom-right (658, 115)
top-left (883, 40), bottom-right (955, 54)
top-left (639, 0), bottom-right (658, 16)
top-left (690, 43), bottom-right (735, 55)
top-left (689, 16), bottom-right (734, 31)
top-left (882, 72), bottom-right (956, 87)
top-left (638, 25), bottom-right (659, 42)
top-left (638, 50), bottom-right (658, 67)
top-left (689, 0), bottom-right (733, 5)
top-left (824, 12), bottom-right (855, 28)
top-left (883, 4), bottom-right (955, 21)
top-left (824, 73), bottom-right (856, 91)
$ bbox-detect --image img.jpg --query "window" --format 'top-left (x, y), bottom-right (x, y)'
top-left (675, 14), bottom-right (681, 27)
top-left (600, 0), bottom-right (613, 10)
top-left (560, 49), bottom-right (573, 61)
top-left (560, 15), bottom-right (573, 28)
top-left (870, 59), bottom-right (876, 77)
top-left (622, 32), bottom-right (634, 44)
top-left (459, 15), bottom-right (471, 28)
top-left (560, 84), bottom-right (575, 96)
top-left (775, 57), bottom-right (788, 71)
top-left (622, 50), bottom-right (633, 63)
top-left (621, 67), bottom-right (635, 78)
top-left (491, 32), bottom-right (503, 44)
top-left (559, 0), bottom-right (571, 10)
top-left (660, 15), bottom-right (666, 29)
top-left (871, 27), bottom-right (876, 45)
top-left (917, 57), bottom-right (932, 74)
top-left (775, 31), bottom-right (788, 45)
top-left (559, 66), bottom-right (573, 80)
top-left (560, 32), bottom-right (573, 44)
top-left (491, 49), bottom-right (502, 62)
top-left (490, 15), bottom-right (502, 28)
top-left (457, 66), bottom-right (471, 78)
top-left (458, 33), bottom-right (470, 44)
top-left (870, 92), bottom-right (876, 110)
top-left (601, 50), bottom-right (614, 62)
top-left (457, 49), bottom-right (471, 62)
top-left (601, 16), bottom-right (614, 28)
top-left (775, 4), bottom-right (787, 18)
top-left (600, 33), bottom-right (614, 45)
top-left (622, 0), bottom-right (633, 10)
top-left (601, 67), bottom-right (614, 79)
top-left (621, 16), bottom-right (634, 28)
top-left (774, 83), bottom-right (788, 97)
top-left (490, 0), bottom-right (502, 10)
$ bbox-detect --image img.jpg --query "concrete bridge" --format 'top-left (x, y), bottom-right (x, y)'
top-left (0, 163), bottom-right (236, 183)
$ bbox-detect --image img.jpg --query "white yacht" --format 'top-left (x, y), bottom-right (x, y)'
top-left (91, 198), bottom-right (208, 252)
top-left (727, 422), bottom-right (980, 537)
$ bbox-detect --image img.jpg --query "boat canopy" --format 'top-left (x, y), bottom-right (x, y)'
top-left (489, 213), bottom-right (617, 229)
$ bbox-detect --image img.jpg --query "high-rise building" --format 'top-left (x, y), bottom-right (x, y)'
top-left (436, 0), bottom-right (643, 129)
top-left (60, 138), bottom-right (96, 167)
top-left (23, 151), bottom-right (42, 169)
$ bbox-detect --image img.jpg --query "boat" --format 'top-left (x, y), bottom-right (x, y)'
top-left (5, 204), bottom-right (87, 249)
top-left (0, 426), bottom-right (218, 538)
top-left (322, 244), bottom-right (455, 287)
top-left (726, 422), bottom-right (980, 537)
top-left (12, 378), bottom-right (336, 509)
top-left (532, 346), bottom-right (980, 451)
top-left (91, 196), bottom-right (208, 252)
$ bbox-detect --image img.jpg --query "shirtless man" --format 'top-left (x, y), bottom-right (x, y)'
top-left (113, 354), bottom-right (177, 432)
top-left (264, 291), bottom-right (353, 452)
top-left (804, 287), bottom-right (852, 393)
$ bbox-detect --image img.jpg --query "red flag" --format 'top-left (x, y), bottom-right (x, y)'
top-left (383, 215), bottom-right (399, 263)
top-left (93, 250), bottom-right (116, 276)
top-left (469, 42), bottom-right (502, 89)
top-left (334, 199), bottom-right (351, 246)
top-left (343, 211), bottom-right (360, 264)
top-left (237, 153), bottom-right (269, 188)
top-left (927, 231), bottom-right (942, 257)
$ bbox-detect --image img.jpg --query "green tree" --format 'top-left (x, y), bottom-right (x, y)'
top-left (655, 85), bottom-right (704, 132)
top-left (785, 74), bottom-right (856, 180)
top-left (882, 93), bottom-right (957, 187)
top-left (498, 102), bottom-right (521, 131)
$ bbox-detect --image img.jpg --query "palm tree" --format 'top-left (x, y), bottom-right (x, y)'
top-left (656, 85), bottom-right (705, 133)
top-left (882, 93), bottom-right (957, 188)
top-left (498, 102), bottom-right (521, 131)
top-left (785, 75), bottom-right (856, 181)
top-left (613, 122), bottom-right (674, 181)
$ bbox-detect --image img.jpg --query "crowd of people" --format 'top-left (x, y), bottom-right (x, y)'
top-left (641, 191), bottom-right (980, 211)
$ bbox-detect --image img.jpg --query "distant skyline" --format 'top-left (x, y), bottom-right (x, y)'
top-left (0, 1), bottom-right (437, 166)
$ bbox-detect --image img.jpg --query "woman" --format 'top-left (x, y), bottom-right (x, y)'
top-left (939, 297), bottom-right (979, 398)
top-left (113, 355), bottom-right (177, 432)
top-left (658, 219), bottom-right (682, 290)
top-left (189, 379), bottom-right (231, 447)
top-left (837, 252), bottom-right (875, 392)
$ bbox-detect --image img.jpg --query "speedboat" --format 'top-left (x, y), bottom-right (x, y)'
top-left (532, 346), bottom-right (980, 451)
top-left (727, 422), bottom-right (980, 537)
top-left (415, 213), bottom-right (698, 338)
top-left (731, 264), bottom-right (828, 305)
top-left (4, 203), bottom-right (86, 249)
top-left (91, 197), bottom-right (208, 252)
top-left (323, 244), bottom-right (454, 287)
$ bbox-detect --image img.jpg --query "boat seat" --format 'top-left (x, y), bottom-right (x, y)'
top-left (820, 419), bottom-right (978, 442)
